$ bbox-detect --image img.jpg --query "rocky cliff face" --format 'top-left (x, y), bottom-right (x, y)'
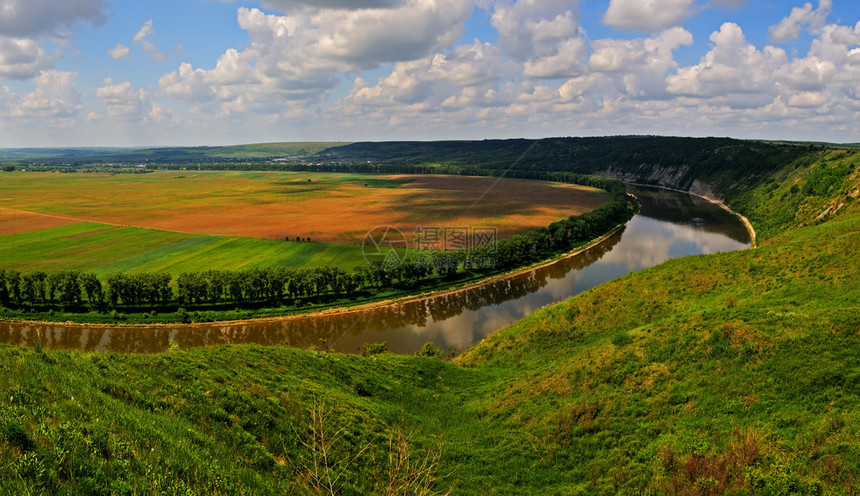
top-left (594, 164), bottom-right (723, 201)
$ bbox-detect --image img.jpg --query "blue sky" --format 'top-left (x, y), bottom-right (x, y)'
top-left (0, 0), bottom-right (858, 147)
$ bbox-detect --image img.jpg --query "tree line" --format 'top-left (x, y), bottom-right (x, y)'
top-left (0, 174), bottom-right (633, 315)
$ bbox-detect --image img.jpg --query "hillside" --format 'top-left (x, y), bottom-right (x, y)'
top-left (0, 139), bottom-right (858, 494)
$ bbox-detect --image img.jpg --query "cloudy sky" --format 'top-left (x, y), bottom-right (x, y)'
top-left (0, 0), bottom-right (858, 147)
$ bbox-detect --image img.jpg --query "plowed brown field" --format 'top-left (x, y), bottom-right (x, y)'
top-left (0, 171), bottom-right (608, 243)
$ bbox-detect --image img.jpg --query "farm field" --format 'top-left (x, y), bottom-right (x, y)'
top-left (0, 171), bottom-right (608, 243)
top-left (0, 171), bottom-right (606, 275)
top-left (0, 216), bottom-right (371, 276)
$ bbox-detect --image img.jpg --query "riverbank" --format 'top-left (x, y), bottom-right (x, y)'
top-left (626, 182), bottom-right (757, 247)
top-left (0, 223), bottom-right (629, 329)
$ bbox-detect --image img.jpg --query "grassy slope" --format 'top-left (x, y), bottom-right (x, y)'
top-left (0, 146), bottom-right (858, 494)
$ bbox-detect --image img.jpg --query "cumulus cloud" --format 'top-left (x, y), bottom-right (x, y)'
top-left (96, 78), bottom-right (173, 124)
top-left (342, 40), bottom-right (515, 110)
top-left (667, 23), bottom-right (788, 107)
top-left (588, 27), bottom-right (693, 99)
top-left (158, 0), bottom-right (472, 116)
top-left (0, 0), bottom-right (106, 38)
top-left (769, 0), bottom-right (832, 43)
top-left (0, 36), bottom-right (60, 79)
top-left (261, 0), bottom-right (402, 9)
top-left (95, 78), bottom-right (150, 119)
top-left (603, 0), bottom-right (696, 32)
top-left (132, 19), bottom-right (165, 61)
top-left (9, 70), bottom-right (82, 121)
top-left (490, 0), bottom-right (587, 80)
top-left (0, 0), bottom-right (106, 81)
top-left (107, 44), bottom-right (131, 60)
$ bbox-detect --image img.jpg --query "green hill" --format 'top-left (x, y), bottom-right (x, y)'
top-left (0, 139), bottom-right (858, 494)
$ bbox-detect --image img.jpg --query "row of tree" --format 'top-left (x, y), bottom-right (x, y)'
top-left (0, 175), bottom-right (633, 313)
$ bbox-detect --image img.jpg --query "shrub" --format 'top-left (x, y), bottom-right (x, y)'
top-left (610, 331), bottom-right (632, 347)
top-left (360, 342), bottom-right (388, 356)
top-left (415, 342), bottom-right (443, 358)
top-left (3, 421), bottom-right (35, 452)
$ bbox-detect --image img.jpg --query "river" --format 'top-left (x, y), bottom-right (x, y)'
top-left (0, 186), bottom-right (751, 354)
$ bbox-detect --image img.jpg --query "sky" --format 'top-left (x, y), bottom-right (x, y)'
top-left (0, 0), bottom-right (858, 147)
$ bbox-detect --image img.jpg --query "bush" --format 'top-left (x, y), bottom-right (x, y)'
top-left (414, 342), bottom-right (443, 358)
top-left (177, 307), bottom-right (190, 324)
top-left (2, 421), bottom-right (35, 452)
top-left (610, 331), bottom-right (632, 347)
top-left (360, 342), bottom-right (388, 356)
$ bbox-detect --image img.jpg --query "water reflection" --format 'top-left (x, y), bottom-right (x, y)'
top-left (0, 186), bottom-right (751, 355)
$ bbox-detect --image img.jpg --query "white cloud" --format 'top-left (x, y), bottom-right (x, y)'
top-left (132, 20), bottom-right (153, 45)
top-left (490, 1), bottom-right (587, 80)
top-left (261, 0), bottom-right (402, 9)
top-left (95, 79), bottom-right (172, 124)
top-left (95, 78), bottom-right (151, 120)
top-left (588, 27), bottom-right (693, 99)
top-left (774, 56), bottom-right (837, 91)
top-left (0, 0), bottom-right (106, 81)
top-left (342, 40), bottom-right (515, 110)
top-left (107, 44), bottom-right (131, 60)
top-left (133, 19), bottom-right (164, 61)
top-left (158, 0), bottom-right (472, 117)
top-left (491, 1), bottom-right (582, 59)
top-left (768, 0), bottom-right (832, 43)
top-left (240, 1), bottom-right (471, 70)
top-left (603, 0), bottom-right (696, 32)
top-left (0, 36), bottom-right (60, 79)
top-left (523, 38), bottom-right (587, 79)
top-left (667, 23), bottom-right (787, 106)
top-left (9, 70), bottom-right (82, 122)
top-left (787, 90), bottom-right (828, 108)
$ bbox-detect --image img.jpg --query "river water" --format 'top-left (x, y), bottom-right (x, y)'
top-left (0, 186), bottom-right (751, 354)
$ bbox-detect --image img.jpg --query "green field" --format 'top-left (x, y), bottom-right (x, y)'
top-left (0, 222), bottom-right (369, 276)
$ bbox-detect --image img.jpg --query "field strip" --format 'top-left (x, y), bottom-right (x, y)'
top-left (0, 206), bottom-right (99, 224)
top-left (0, 205), bottom-right (266, 240)
top-left (62, 226), bottom-right (125, 239)
top-left (0, 207), bottom-right (87, 235)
